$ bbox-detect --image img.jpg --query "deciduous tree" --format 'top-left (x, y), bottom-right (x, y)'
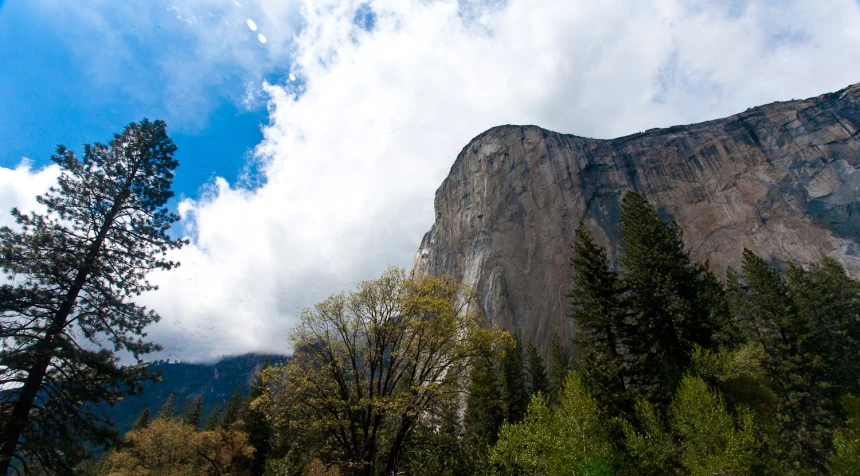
top-left (259, 268), bottom-right (499, 475)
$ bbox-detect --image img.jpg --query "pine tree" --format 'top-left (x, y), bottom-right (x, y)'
top-left (546, 333), bottom-right (570, 403)
top-left (729, 250), bottom-right (846, 471)
top-left (221, 384), bottom-right (245, 428)
top-left (158, 392), bottom-right (177, 420)
top-left (617, 191), bottom-right (724, 406)
top-left (525, 343), bottom-right (548, 397)
top-left (464, 356), bottom-right (506, 447)
top-left (133, 408), bottom-right (152, 431)
top-left (0, 120), bottom-right (185, 472)
top-left (182, 396), bottom-right (203, 429)
top-left (204, 404), bottom-right (222, 431)
top-left (502, 335), bottom-right (529, 423)
top-left (567, 222), bottom-right (629, 415)
top-left (243, 361), bottom-right (272, 476)
top-left (787, 257), bottom-right (860, 395)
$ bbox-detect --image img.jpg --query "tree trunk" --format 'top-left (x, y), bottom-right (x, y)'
top-left (0, 190), bottom-right (127, 474)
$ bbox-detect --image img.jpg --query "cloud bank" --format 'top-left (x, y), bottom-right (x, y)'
top-left (6, 0), bottom-right (860, 361)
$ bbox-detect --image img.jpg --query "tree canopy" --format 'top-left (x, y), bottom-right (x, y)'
top-left (0, 120), bottom-right (185, 473)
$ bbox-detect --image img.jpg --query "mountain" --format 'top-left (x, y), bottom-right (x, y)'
top-left (413, 82), bottom-right (860, 355)
top-left (102, 353), bottom-right (286, 436)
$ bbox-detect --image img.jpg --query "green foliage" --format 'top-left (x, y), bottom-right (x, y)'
top-left (546, 333), bottom-right (570, 402)
top-left (203, 404), bottom-right (222, 431)
top-left (621, 398), bottom-right (677, 475)
top-left (491, 373), bottom-right (613, 475)
top-left (617, 191), bottom-right (727, 406)
top-left (525, 343), bottom-right (548, 397)
top-left (689, 344), bottom-right (776, 414)
top-left (670, 375), bottom-right (759, 475)
top-left (243, 361), bottom-right (273, 476)
top-left (132, 408), bottom-right (151, 431)
top-left (501, 335), bottom-right (529, 423)
top-left (465, 355), bottom-right (506, 448)
top-left (182, 396), bottom-right (203, 429)
top-left (568, 222), bottom-right (629, 415)
top-left (0, 119), bottom-right (185, 472)
top-left (259, 268), bottom-right (501, 475)
top-left (158, 392), bottom-right (178, 420)
top-left (729, 250), bottom-right (852, 471)
top-left (830, 395), bottom-right (860, 475)
top-left (221, 384), bottom-right (244, 428)
top-left (620, 375), bottom-right (761, 476)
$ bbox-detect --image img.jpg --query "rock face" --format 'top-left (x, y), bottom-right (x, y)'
top-left (413, 83), bottom-right (860, 355)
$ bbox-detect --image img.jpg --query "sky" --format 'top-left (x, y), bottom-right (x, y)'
top-left (2, 0), bottom-right (860, 362)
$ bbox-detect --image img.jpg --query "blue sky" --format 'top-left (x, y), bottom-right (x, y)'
top-left (0, 0), bottom-right (282, 202)
top-left (2, 0), bottom-right (860, 361)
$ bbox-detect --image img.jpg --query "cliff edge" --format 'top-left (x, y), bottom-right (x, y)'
top-left (413, 83), bottom-right (860, 353)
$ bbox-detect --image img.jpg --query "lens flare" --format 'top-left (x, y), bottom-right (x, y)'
top-left (246, 19), bottom-right (258, 31)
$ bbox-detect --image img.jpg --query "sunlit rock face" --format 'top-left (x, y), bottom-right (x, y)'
top-left (413, 83), bottom-right (860, 355)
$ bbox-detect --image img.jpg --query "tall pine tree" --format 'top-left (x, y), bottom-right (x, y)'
top-left (525, 343), bottom-right (548, 397)
top-left (465, 356), bottom-right (506, 447)
top-left (617, 191), bottom-right (724, 405)
top-left (547, 333), bottom-right (570, 403)
top-left (502, 335), bottom-right (529, 423)
top-left (222, 384), bottom-right (245, 428)
top-left (567, 222), bottom-right (629, 415)
top-left (0, 120), bottom-right (185, 473)
top-left (729, 250), bottom-right (852, 472)
top-left (158, 392), bottom-right (177, 420)
top-left (243, 360), bottom-right (273, 475)
top-left (182, 396), bottom-right (203, 429)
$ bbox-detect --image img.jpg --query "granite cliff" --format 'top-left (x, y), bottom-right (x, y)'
top-left (413, 83), bottom-right (860, 354)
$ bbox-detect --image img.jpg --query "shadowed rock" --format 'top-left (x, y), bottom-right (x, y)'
top-left (413, 83), bottom-right (860, 354)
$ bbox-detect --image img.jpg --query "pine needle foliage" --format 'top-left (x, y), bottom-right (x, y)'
top-left (0, 119), bottom-right (185, 473)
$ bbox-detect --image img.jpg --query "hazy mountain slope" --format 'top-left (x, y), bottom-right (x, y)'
top-left (102, 353), bottom-right (286, 436)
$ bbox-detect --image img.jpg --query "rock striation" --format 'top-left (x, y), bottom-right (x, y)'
top-left (413, 83), bottom-right (860, 355)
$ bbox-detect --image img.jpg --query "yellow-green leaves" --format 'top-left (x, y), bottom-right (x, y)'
top-left (491, 373), bottom-right (613, 475)
top-left (670, 375), bottom-right (758, 476)
top-left (258, 267), bottom-right (498, 474)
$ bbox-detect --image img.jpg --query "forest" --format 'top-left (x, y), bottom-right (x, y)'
top-left (1, 122), bottom-right (860, 475)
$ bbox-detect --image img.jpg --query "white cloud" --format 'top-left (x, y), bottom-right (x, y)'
top-left (0, 162), bottom-right (60, 228)
top-left (5, 0), bottom-right (860, 361)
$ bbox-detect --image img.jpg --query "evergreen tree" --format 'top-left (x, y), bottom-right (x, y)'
top-left (182, 396), bottom-right (203, 429)
top-left (464, 356), bottom-right (506, 447)
top-left (243, 360), bottom-right (273, 476)
top-left (525, 343), bottom-right (548, 397)
top-left (546, 333), bottom-right (570, 403)
top-left (786, 257), bottom-right (860, 395)
top-left (502, 335), bottom-right (529, 423)
top-left (221, 384), bottom-right (245, 428)
top-left (204, 404), bottom-right (222, 431)
top-left (133, 408), bottom-right (152, 431)
top-left (617, 191), bottom-right (725, 406)
top-left (567, 222), bottom-right (629, 414)
top-left (158, 392), bottom-right (177, 420)
top-left (729, 250), bottom-right (848, 472)
top-left (0, 119), bottom-right (185, 472)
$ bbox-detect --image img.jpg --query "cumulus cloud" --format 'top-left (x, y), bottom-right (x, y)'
top-left (0, 162), bottom-right (60, 228)
top-left (5, 0), bottom-right (860, 361)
